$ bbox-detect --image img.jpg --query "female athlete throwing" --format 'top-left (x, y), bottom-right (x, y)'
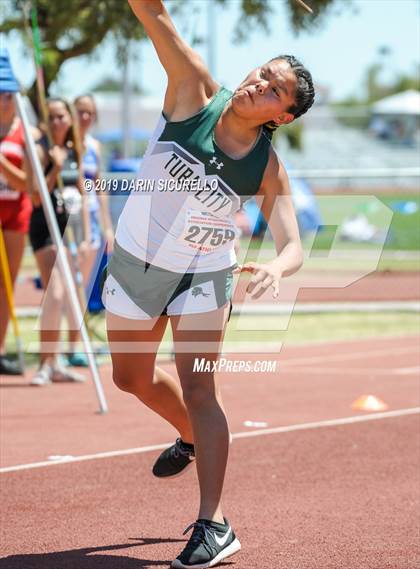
top-left (104, 2), bottom-right (315, 567)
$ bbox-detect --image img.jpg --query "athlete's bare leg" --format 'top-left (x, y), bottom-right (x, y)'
top-left (170, 304), bottom-right (231, 525)
top-left (66, 245), bottom-right (98, 352)
top-left (106, 311), bottom-right (194, 444)
top-left (35, 245), bottom-right (66, 364)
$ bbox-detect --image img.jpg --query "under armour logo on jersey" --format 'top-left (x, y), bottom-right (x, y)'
top-left (209, 156), bottom-right (224, 170)
top-left (191, 286), bottom-right (210, 298)
top-left (106, 287), bottom-right (116, 296)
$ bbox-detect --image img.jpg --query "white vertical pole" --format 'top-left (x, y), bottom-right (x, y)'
top-left (207, 0), bottom-right (217, 77)
top-left (15, 92), bottom-right (108, 414)
top-left (122, 42), bottom-right (131, 159)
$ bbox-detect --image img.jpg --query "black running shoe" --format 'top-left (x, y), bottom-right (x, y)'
top-left (0, 355), bottom-right (23, 376)
top-left (172, 518), bottom-right (241, 568)
top-left (152, 438), bottom-right (195, 478)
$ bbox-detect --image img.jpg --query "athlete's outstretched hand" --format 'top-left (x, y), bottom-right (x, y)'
top-left (233, 261), bottom-right (282, 299)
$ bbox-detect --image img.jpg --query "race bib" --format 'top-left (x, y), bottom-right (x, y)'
top-left (178, 209), bottom-right (237, 254)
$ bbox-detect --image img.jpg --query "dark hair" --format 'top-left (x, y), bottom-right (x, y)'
top-left (265, 54), bottom-right (315, 132)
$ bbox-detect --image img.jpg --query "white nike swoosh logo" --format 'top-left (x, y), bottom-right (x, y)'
top-left (214, 526), bottom-right (232, 547)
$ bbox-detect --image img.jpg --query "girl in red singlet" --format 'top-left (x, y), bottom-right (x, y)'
top-left (0, 56), bottom-right (38, 375)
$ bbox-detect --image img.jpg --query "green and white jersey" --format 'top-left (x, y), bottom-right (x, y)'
top-left (116, 87), bottom-right (272, 273)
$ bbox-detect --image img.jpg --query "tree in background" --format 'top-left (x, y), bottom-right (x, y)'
top-left (339, 45), bottom-right (419, 106)
top-left (1, 0), bottom-right (147, 107)
top-left (91, 76), bottom-right (145, 95)
top-left (1, 0), bottom-right (349, 105)
top-left (366, 62), bottom-right (420, 104)
top-left (333, 45), bottom-right (419, 130)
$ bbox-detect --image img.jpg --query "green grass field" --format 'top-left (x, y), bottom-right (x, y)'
top-left (308, 193), bottom-right (420, 252)
top-left (244, 192), bottom-right (419, 258)
top-left (241, 192), bottom-right (419, 273)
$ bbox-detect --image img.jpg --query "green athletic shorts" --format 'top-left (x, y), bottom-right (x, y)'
top-left (101, 241), bottom-right (235, 319)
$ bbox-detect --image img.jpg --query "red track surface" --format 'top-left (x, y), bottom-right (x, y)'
top-left (14, 270), bottom-right (420, 307)
top-left (1, 335), bottom-right (419, 568)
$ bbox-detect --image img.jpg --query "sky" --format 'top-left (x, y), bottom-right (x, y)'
top-left (4, 0), bottom-right (420, 103)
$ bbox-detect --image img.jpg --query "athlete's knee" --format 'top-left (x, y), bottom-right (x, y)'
top-left (112, 370), bottom-right (138, 393)
top-left (44, 283), bottom-right (65, 309)
top-left (182, 380), bottom-right (216, 410)
top-left (112, 370), bottom-right (127, 392)
top-left (112, 368), bottom-right (154, 399)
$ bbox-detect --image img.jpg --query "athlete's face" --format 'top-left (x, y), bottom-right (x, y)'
top-left (75, 96), bottom-right (96, 133)
top-left (48, 101), bottom-right (72, 140)
top-left (232, 59), bottom-right (297, 126)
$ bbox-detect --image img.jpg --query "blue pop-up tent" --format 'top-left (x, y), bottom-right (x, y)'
top-left (290, 174), bottom-right (323, 234)
top-left (243, 162), bottom-right (322, 237)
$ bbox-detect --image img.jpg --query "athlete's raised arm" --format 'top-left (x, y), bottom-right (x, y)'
top-left (127, 0), bottom-right (218, 120)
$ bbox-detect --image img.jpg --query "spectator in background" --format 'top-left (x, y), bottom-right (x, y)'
top-left (0, 49), bottom-right (37, 376)
top-left (74, 94), bottom-right (114, 253)
top-left (29, 98), bottom-right (90, 386)
top-left (63, 94), bottom-right (114, 367)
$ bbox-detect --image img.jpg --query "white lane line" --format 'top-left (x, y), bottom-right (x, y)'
top-left (280, 334), bottom-right (419, 351)
top-left (393, 366), bottom-right (420, 375)
top-left (232, 407), bottom-right (420, 440)
top-left (219, 344), bottom-right (419, 364)
top-left (279, 346), bottom-right (419, 367)
top-left (278, 366), bottom-right (420, 375)
top-left (1, 407), bottom-right (418, 475)
top-left (0, 443), bottom-right (171, 474)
